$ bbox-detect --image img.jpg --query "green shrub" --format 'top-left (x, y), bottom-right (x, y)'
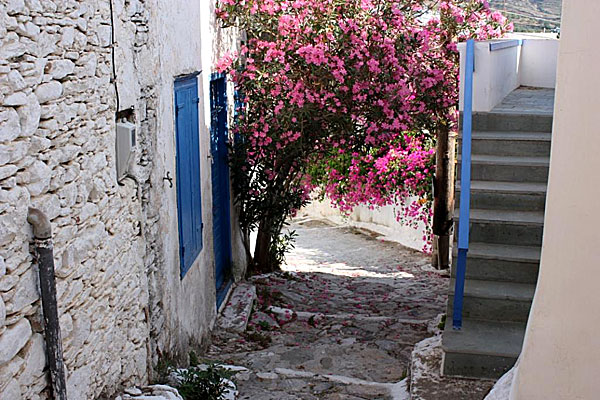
top-left (176, 364), bottom-right (235, 400)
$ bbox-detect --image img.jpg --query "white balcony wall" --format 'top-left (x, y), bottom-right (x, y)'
top-left (458, 37), bottom-right (559, 112)
top-left (518, 39), bottom-right (559, 89)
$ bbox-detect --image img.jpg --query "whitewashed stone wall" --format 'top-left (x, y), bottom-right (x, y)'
top-left (0, 0), bottom-right (249, 398)
top-left (0, 0), bottom-right (153, 398)
top-left (109, 0), bottom-right (247, 382)
top-left (146, 0), bottom-right (246, 370)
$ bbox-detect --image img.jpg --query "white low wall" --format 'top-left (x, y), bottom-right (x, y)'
top-left (519, 39), bottom-right (559, 89)
top-left (459, 36), bottom-right (559, 112)
top-left (302, 199), bottom-right (428, 252)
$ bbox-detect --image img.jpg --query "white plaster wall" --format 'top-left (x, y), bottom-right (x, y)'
top-left (147, 0), bottom-right (247, 364)
top-left (459, 38), bottom-right (558, 112)
top-left (303, 199), bottom-right (428, 252)
top-left (151, 0), bottom-right (215, 360)
top-left (510, 2), bottom-right (600, 399)
top-left (519, 39), bottom-right (559, 89)
top-left (150, 0), bottom-right (245, 362)
top-left (459, 41), bottom-right (520, 112)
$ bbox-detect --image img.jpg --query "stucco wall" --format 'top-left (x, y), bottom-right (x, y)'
top-left (459, 41), bottom-right (521, 112)
top-left (147, 0), bottom-right (245, 366)
top-left (0, 0), bottom-right (244, 398)
top-left (510, 2), bottom-right (600, 399)
top-left (458, 37), bottom-right (558, 112)
top-left (303, 199), bottom-right (428, 252)
top-left (518, 39), bottom-right (559, 89)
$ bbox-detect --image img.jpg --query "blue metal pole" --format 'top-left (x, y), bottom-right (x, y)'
top-left (453, 39), bottom-right (475, 330)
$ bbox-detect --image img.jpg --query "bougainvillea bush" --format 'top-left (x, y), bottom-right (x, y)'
top-left (216, 0), bottom-right (511, 272)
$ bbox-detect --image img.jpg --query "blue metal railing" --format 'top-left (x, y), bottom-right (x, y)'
top-left (453, 39), bottom-right (475, 330)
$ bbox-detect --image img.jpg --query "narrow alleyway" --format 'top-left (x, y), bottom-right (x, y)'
top-left (207, 217), bottom-right (449, 399)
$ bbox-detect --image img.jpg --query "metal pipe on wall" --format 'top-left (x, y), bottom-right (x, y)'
top-left (27, 208), bottom-right (68, 400)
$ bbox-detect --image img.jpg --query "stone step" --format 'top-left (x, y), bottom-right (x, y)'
top-left (456, 180), bottom-right (547, 212)
top-left (457, 154), bottom-right (550, 183)
top-left (458, 131), bottom-right (552, 157)
top-left (442, 319), bottom-right (526, 379)
top-left (455, 209), bottom-right (545, 246)
top-left (447, 278), bottom-right (536, 323)
top-left (461, 112), bottom-right (553, 132)
top-left (217, 283), bottom-right (256, 332)
top-left (451, 242), bottom-right (541, 284)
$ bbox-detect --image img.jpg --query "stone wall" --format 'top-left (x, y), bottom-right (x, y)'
top-left (0, 0), bottom-right (245, 398)
top-left (0, 0), bottom-right (152, 398)
top-left (146, 0), bottom-right (246, 369)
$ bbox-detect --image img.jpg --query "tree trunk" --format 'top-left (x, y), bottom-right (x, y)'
top-left (253, 219), bottom-right (274, 273)
top-left (433, 122), bottom-right (457, 269)
top-left (431, 234), bottom-right (439, 268)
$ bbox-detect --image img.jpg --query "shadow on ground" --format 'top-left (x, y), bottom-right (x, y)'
top-left (207, 218), bottom-right (449, 399)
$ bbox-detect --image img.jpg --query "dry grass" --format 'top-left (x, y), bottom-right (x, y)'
top-left (490, 0), bottom-right (562, 32)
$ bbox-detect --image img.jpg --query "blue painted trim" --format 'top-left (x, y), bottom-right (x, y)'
top-left (174, 74), bottom-right (204, 279)
top-left (453, 39), bottom-right (475, 330)
top-left (453, 249), bottom-right (468, 329)
top-left (489, 39), bottom-right (523, 52)
top-left (458, 39), bottom-right (474, 251)
top-left (210, 74), bottom-right (234, 307)
top-left (216, 279), bottom-right (233, 309)
top-left (210, 71), bottom-right (226, 81)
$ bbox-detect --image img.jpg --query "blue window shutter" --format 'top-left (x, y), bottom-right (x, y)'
top-left (175, 75), bottom-right (203, 278)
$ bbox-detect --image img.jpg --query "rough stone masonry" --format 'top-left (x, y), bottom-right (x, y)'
top-left (0, 0), bottom-right (161, 398)
top-left (0, 0), bottom-right (247, 396)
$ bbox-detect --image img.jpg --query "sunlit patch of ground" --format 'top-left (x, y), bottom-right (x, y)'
top-left (208, 217), bottom-right (449, 400)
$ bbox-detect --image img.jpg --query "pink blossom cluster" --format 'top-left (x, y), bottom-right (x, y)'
top-left (217, 0), bottom-right (512, 252)
top-left (323, 136), bottom-right (435, 252)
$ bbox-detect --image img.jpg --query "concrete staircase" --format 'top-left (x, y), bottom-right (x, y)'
top-left (442, 103), bottom-right (553, 379)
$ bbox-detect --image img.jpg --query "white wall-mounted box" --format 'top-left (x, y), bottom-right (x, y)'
top-left (116, 121), bottom-right (136, 181)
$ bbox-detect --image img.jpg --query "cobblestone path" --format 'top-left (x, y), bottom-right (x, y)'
top-left (207, 217), bottom-right (449, 399)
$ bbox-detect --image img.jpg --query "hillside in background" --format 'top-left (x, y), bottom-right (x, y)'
top-left (490, 0), bottom-right (562, 32)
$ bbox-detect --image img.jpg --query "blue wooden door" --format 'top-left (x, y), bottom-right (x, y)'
top-left (175, 75), bottom-right (203, 278)
top-left (210, 75), bottom-right (233, 307)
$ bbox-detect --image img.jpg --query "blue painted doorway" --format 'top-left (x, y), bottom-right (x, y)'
top-left (174, 75), bottom-right (203, 278)
top-left (210, 75), bottom-right (233, 307)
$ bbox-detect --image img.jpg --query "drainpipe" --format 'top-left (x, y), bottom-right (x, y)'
top-left (27, 208), bottom-right (68, 400)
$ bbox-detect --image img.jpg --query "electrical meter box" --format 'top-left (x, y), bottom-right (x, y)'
top-left (116, 121), bottom-right (136, 182)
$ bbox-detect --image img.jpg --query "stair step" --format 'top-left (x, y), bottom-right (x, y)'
top-left (469, 131), bottom-right (552, 140)
top-left (457, 154), bottom-right (550, 183)
top-left (448, 279), bottom-right (536, 322)
top-left (455, 209), bottom-right (545, 246)
top-left (442, 319), bottom-right (526, 378)
top-left (445, 96), bottom-right (551, 380)
top-left (456, 180), bottom-right (547, 212)
top-left (458, 131), bottom-right (552, 157)
top-left (468, 112), bottom-right (553, 132)
top-left (465, 209), bottom-right (544, 224)
top-left (457, 180), bottom-right (548, 194)
top-left (451, 242), bottom-right (541, 283)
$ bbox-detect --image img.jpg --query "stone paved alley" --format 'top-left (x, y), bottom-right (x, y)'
top-left (206, 217), bottom-right (459, 399)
